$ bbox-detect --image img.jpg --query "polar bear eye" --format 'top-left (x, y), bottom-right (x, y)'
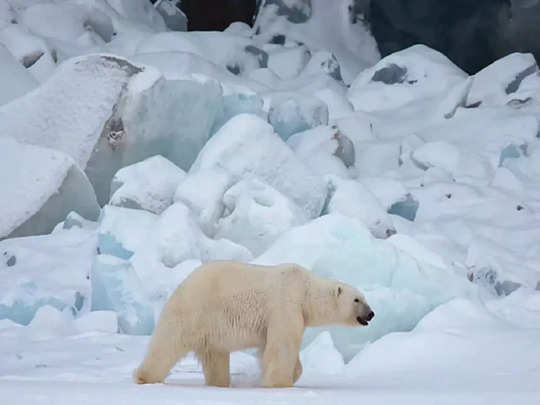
top-left (354, 298), bottom-right (359, 303)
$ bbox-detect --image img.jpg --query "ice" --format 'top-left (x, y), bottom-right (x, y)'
top-left (299, 331), bottom-right (344, 376)
top-left (255, 214), bottom-right (471, 358)
top-left (174, 169), bottom-right (233, 236)
top-left (110, 155), bottom-right (186, 215)
top-left (346, 297), bottom-right (540, 393)
top-left (0, 43), bottom-right (37, 105)
top-left (0, 53), bottom-right (225, 205)
top-left (105, 0), bottom-right (167, 32)
top-left (348, 45), bottom-right (468, 112)
top-left (91, 254), bottom-right (154, 335)
top-left (74, 310), bottom-right (118, 334)
top-left (267, 92), bottom-right (328, 140)
top-left (287, 125), bottom-right (353, 178)
top-left (467, 52), bottom-right (539, 107)
top-left (324, 176), bottom-right (396, 239)
top-left (0, 138), bottom-right (100, 239)
top-left (157, 202), bottom-right (252, 268)
top-left (0, 23), bottom-right (57, 82)
top-left (135, 31), bottom-right (266, 76)
top-left (153, 0), bottom-right (187, 31)
top-left (97, 204), bottom-right (251, 308)
top-left (387, 194), bottom-right (419, 222)
top-left (254, 0), bottom-right (380, 84)
top-left (26, 305), bottom-right (75, 340)
top-left (0, 225), bottom-right (96, 325)
top-left (411, 141), bottom-right (461, 174)
top-left (215, 179), bottom-right (308, 255)
top-left (191, 114), bottom-right (327, 219)
top-left (267, 45), bottom-right (310, 80)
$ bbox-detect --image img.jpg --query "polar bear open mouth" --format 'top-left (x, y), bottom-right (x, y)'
top-left (357, 316), bottom-right (369, 326)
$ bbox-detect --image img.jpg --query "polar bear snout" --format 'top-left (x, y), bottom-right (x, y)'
top-left (356, 309), bottom-right (374, 326)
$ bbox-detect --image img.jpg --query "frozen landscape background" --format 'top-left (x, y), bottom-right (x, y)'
top-left (1, 0), bottom-right (540, 403)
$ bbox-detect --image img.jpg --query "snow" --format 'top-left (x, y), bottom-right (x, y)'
top-left (0, 224), bottom-right (97, 325)
top-left (110, 155), bottom-right (186, 214)
top-left (191, 114), bottom-right (327, 219)
top-left (215, 179), bottom-right (308, 255)
top-left (467, 52), bottom-right (539, 107)
top-left (254, 0), bottom-right (380, 84)
top-left (348, 45), bottom-right (468, 112)
top-left (324, 176), bottom-right (396, 239)
top-left (1, 1), bottom-right (540, 402)
top-left (0, 137), bottom-right (100, 239)
top-left (0, 43), bottom-right (37, 105)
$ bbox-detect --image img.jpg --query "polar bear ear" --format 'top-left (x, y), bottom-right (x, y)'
top-left (337, 286), bottom-right (342, 296)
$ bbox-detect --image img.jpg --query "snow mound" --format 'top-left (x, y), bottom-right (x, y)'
top-left (174, 169), bottom-right (234, 236)
top-left (215, 179), bottom-right (308, 255)
top-left (110, 155), bottom-right (186, 215)
top-left (324, 176), bottom-right (396, 239)
top-left (135, 31), bottom-right (266, 76)
top-left (467, 52), bottom-right (540, 107)
top-left (0, 53), bottom-right (227, 205)
top-left (191, 114), bottom-right (327, 219)
top-left (287, 125), bottom-right (353, 178)
top-left (254, 0), bottom-right (380, 84)
top-left (0, 43), bottom-right (38, 105)
top-left (267, 92), bottom-right (329, 140)
top-left (348, 44), bottom-right (468, 112)
top-left (0, 225), bottom-right (97, 325)
top-left (0, 24), bottom-right (56, 82)
top-left (0, 138), bottom-right (100, 239)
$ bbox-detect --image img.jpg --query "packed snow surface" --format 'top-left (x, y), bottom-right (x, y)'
top-left (1, 0), bottom-right (540, 403)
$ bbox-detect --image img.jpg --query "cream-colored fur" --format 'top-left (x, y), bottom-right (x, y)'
top-left (133, 261), bottom-right (373, 388)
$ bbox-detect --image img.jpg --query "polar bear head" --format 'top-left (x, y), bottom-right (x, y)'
top-left (333, 283), bottom-right (374, 326)
top-left (305, 278), bottom-right (374, 327)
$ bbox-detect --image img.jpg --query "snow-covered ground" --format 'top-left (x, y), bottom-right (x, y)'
top-left (1, 0), bottom-right (540, 403)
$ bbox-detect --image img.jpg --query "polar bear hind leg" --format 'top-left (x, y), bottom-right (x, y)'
top-left (197, 349), bottom-right (231, 387)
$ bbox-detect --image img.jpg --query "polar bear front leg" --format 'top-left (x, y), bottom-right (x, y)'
top-left (261, 313), bottom-right (304, 388)
top-left (198, 350), bottom-right (231, 387)
top-left (293, 356), bottom-right (303, 384)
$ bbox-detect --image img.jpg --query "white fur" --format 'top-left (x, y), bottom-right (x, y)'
top-left (134, 261), bottom-right (371, 388)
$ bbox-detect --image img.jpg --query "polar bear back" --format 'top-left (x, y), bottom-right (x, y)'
top-left (160, 261), bottom-right (308, 352)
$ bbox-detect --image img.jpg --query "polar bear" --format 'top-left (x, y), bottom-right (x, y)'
top-left (134, 261), bottom-right (374, 388)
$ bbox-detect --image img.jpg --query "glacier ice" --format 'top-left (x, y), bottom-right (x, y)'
top-left (324, 176), bottom-right (396, 239)
top-left (267, 45), bottom-right (310, 80)
top-left (215, 179), bottom-right (308, 255)
top-left (0, 138), bottom-right (100, 239)
top-left (157, 202), bottom-right (252, 268)
top-left (348, 45), bottom-right (467, 112)
top-left (0, 53), bottom-right (226, 205)
top-left (174, 169), bottom-right (234, 236)
top-left (0, 225), bottom-right (96, 325)
top-left (154, 0), bottom-right (187, 31)
top-left (255, 214), bottom-right (472, 359)
top-left (191, 114), bottom-right (327, 219)
top-left (91, 254), bottom-right (154, 335)
top-left (254, 0), bottom-right (380, 83)
top-left (267, 92), bottom-right (329, 140)
top-left (0, 43), bottom-right (38, 105)
top-left (110, 155), bottom-right (186, 215)
top-left (467, 52), bottom-right (539, 107)
top-left (287, 125), bottom-right (353, 178)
